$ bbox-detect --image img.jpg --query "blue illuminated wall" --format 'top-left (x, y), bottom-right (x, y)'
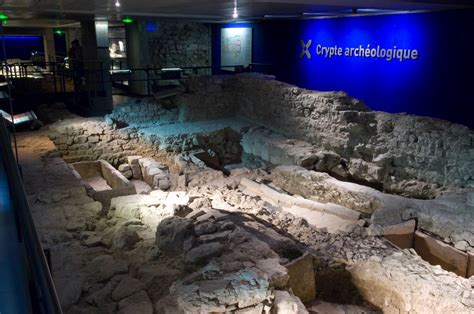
top-left (212, 9), bottom-right (474, 128)
top-left (0, 35), bottom-right (44, 60)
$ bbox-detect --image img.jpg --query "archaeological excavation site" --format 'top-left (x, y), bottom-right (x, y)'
top-left (2, 72), bottom-right (471, 314)
top-left (1, 3), bottom-right (474, 314)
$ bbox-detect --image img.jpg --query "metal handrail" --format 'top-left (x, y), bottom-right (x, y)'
top-left (0, 118), bottom-right (62, 314)
top-left (0, 60), bottom-right (272, 101)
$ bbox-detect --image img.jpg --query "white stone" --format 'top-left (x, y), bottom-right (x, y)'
top-left (272, 290), bottom-right (308, 314)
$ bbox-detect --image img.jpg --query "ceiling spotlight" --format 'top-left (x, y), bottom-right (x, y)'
top-left (115, 0), bottom-right (121, 8)
top-left (232, 0), bottom-right (238, 19)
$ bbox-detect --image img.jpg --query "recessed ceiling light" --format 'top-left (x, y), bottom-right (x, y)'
top-left (115, 0), bottom-right (121, 8)
top-left (232, 0), bottom-right (238, 19)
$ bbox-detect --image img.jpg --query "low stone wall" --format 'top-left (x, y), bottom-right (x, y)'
top-left (49, 116), bottom-right (243, 169)
top-left (49, 118), bottom-right (158, 166)
top-left (175, 74), bottom-right (474, 195)
top-left (176, 76), bottom-right (237, 121)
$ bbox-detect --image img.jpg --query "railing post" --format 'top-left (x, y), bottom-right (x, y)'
top-left (100, 61), bottom-right (104, 95)
top-left (61, 63), bottom-right (66, 95)
top-left (52, 63), bottom-right (57, 94)
top-left (146, 66), bottom-right (151, 96)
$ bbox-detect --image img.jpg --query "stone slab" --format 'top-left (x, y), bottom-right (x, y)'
top-left (383, 219), bottom-right (416, 249)
top-left (240, 178), bottom-right (360, 221)
top-left (468, 252), bottom-right (474, 278)
top-left (283, 206), bottom-right (355, 234)
top-left (285, 253), bottom-right (316, 303)
top-left (414, 231), bottom-right (468, 277)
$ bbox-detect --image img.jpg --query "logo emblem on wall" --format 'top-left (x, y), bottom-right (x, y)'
top-left (300, 40), bottom-right (312, 59)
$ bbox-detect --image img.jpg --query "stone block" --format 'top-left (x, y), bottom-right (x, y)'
top-left (102, 134), bottom-right (113, 143)
top-left (119, 164), bottom-right (131, 172)
top-left (88, 135), bottom-right (100, 143)
top-left (74, 135), bottom-right (88, 144)
top-left (158, 179), bottom-right (171, 191)
top-left (468, 252), bottom-right (474, 278)
top-left (414, 231), bottom-right (468, 277)
top-left (383, 219), bottom-right (416, 249)
top-left (177, 174), bottom-right (187, 189)
top-left (84, 235), bottom-right (103, 247)
top-left (285, 253), bottom-right (316, 303)
top-left (130, 163), bottom-right (142, 180)
top-left (272, 290), bottom-right (308, 314)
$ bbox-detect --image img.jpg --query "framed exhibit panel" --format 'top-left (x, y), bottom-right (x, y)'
top-left (220, 27), bottom-right (252, 71)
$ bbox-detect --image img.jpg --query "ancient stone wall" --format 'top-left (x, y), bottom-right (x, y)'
top-left (49, 118), bottom-right (157, 166)
top-left (49, 101), bottom-right (243, 168)
top-left (105, 98), bottom-right (178, 127)
top-left (176, 74), bottom-right (474, 195)
top-left (176, 76), bottom-right (237, 121)
top-left (147, 22), bottom-right (211, 68)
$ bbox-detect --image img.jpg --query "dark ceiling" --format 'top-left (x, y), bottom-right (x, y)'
top-left (0, 0), bottom-right (473, 26)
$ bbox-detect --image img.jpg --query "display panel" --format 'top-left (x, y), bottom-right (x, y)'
top-left (220, 27), bottom-right (252, 70)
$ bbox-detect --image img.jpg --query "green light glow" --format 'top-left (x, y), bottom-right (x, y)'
top-left (54, 28), bottom-right (63, 35)
top-left (2, 20), bottom-right (7, 26)
top-left (0, 13), bottom-right (9, 20)
top-left (122, 17), bottom-right (134, 24)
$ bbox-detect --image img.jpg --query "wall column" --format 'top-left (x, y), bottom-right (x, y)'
top-left (80, 19), bottom-right (113, 115)
top-left (125, 19), bottom-right (150, 95)
top-left (43, 28), bottom-right (56, 62)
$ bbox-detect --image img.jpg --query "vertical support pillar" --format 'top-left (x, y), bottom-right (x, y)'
top-left (80, 19), bottom-right (113, 115)
top-left (43, 28), bottom-right (56, 63)
top-left (125, 19), bottom-right (150, 95)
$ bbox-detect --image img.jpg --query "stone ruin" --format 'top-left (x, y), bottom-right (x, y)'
top-left (19, 73), bottom-right (474, 313)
